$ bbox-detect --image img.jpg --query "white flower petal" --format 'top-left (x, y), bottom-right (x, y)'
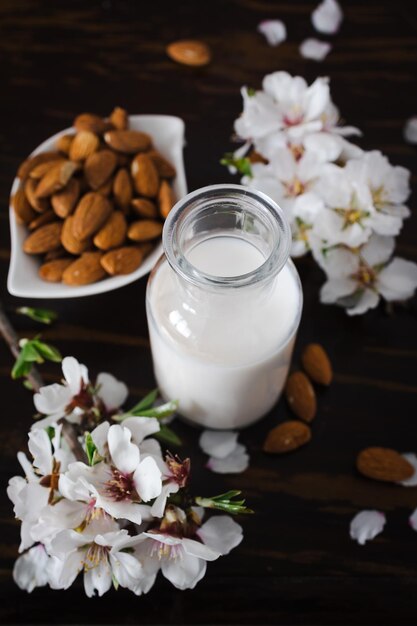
top-left (17, 451), bottom-right (36, 481)
top-left (90, 421), bottom-right (110, 457)
top-left (404, 116), bottom-right (417, 144)
top-left (49, 529), bottom-right (89, 558)
top-left (347, 290), bottom-right (380, 316)
top-left (409, 508), bottom-right (417, 531)
top-left (13, 544), bottom-right (50, 592)
top-left (257, 20), bottom-right (287, 46)
top-left (350, 510), bottom-right (386, 545)
top-left (94, 494), bottom-right (150, 525)
top-left (312, 0), bottom-right (343, 34)
top-left (161, 547), bottom-right (207, 590)
top-left (198, 516), bottom-right (243, 555)
top-left (108, 424), bottom-right (139, 474)
top-left (33, 383), bottom-right (72, 416)
top-left (361, 235), bottom-right (395, 267)
top-left (133, 456), bottom-right (162, 502)
top-left (300, 38), bottom-right (332, 61)
top-left (62, 356), bottom-right (88, 395)
top-left (182, 537), bottom-right (221, 561)
top-left (151, 482), bottom-right (179, 518)
top-left (83, 559), bottom-right (112, 597)
top-left (96, 372), bottom-right (128, 411)
top-left (122, 416), bottom-right (160, 445)
top-left (398, 454), bottom-right (417, 487)
top-left (28, 429), bottom-right (53, 476)
top-left (378, 258), bottom-right (417, 302)
top-left (303, 132), bottom-right (342, 162)
top-left (207, 443), bottom-right (249, 474)
top-left (110, 550), bottom-right (143, 590)
top-left (199, 430), bottom-right (238, 459)
top-left (320, 278), bottom-right (357, 304)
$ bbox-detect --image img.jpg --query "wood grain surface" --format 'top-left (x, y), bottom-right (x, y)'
top-left (0, 0), bottom-right (417, 624)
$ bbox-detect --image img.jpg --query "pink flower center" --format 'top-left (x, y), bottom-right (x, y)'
top-left (84, 543), bottom-right (109, 571)
top-left (105, 467), bottom-right (139, 502)
top-left (283, 113), bottom-right (304, 127)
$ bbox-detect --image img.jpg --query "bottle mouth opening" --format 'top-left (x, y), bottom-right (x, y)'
top-left (162, 184), bottom-right (291, 289)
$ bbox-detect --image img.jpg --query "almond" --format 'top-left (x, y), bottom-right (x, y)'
top-left (158, 179), bottom-right (175, 218)
top-left (285, 371), bottom-right (317, 422)
top-left (69, 130), bottom-right (99, 161)
top-left (263, 421), bottom-right (311, 454)
top-left (74, 113), bottom-right (108, 135)
top-left (356, 447), bottom-right (414, 483)
top-left (113, 168), bottom-right (133, 210)
top-left (62, 251), bottom-right (106, 285)
top-left (128, 220), bottom-right (163, 242)
top-left (93, 211), bottom-right (127, 250)
top-left (131, 198), bottom-right (158, 218)
top-left (109, 107), bottom-right (128, 130)
top-left (51, 178), bottom-right (80, 218)
top-left (72, 192), bottom-right (112, 241)
top-left (61, 215), bottom-right (91, 255)
top-left (166, 39), bottom-right (211, 66)
top-left (29, 159), bottom-right (65, 180)
top-left (39, 258), bottom-right (73, 282)
top-left (45, 247), bottom-right (67, 261)
top-left (23, 222), bottom-right (62, 254)
top-left (84, 150), bottom-right (117, 190)
top-left (56, 133), bottom-right (74, 155)
top-left (24, 178), bottom-right (49, 213)
top-left (29, 210), bottom-right (56, 231)
top-left (12, 187), bottom-right (36, 224)
top-left (104, 129), bottom-right (151, 154)
top-left (101, 246), bottom-right (144, 275)
top-left (35, 160), bottom-right (78, 198)
top-left (301, 343), bottom-right (333, 385)
top-left (96, 176), bottom-right (114, 197)
top-left (148, 150), bottom-right (176, 178)
top-left (131, 154), bottom-right (159, 197)
top-left (17, 151), bottom-right (62, 180)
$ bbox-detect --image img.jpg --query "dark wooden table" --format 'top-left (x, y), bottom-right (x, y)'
top-left (1, 0), bottom-right (417, 624)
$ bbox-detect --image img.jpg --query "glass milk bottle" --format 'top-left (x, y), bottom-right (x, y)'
top-left (146, 184), bottom-right (302, 429)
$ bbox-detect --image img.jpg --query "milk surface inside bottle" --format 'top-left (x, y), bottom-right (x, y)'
top-left (146, 184), bottom-right (302, 429)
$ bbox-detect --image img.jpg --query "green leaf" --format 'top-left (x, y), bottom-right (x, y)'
top-left (46, 426), bottom-right (55, 441)
top-left (129, 389), bottom-right (159, 414)
top-left (85, 433), bottom-right (103, 466)
top-left (33, 339), bottom-right (62, 362)
top-left (195, 490), bottom-right (253, 515)
top-left (154, 424), bottom-right (182, 447)
top-left (112, 574), bottom-right (119, 591)
top-left (131, 400), bottom-right (178, 420)
top-left (23, 379), bottom-right (34, 390)
top-left (16, 307), bottom-right (58, 325)
top-left (247, 86), bottom-right (256, 96)
top-left (220, 153), bottom-right (252, 177)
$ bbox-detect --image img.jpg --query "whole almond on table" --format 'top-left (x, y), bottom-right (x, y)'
top-left (35, 160), bottom-right (78, 198)
top-left (39, 258), bottom-right (73, 282)
top-left (159, 179), bottom-right (175, 218)
top-left (56, 133), bottom-right (74, 155)
top-left (148, 150), bottom-right (176, 178)
top-left (72, 192), bottom-right (113, 241)
top-left (264, 421), bottom-right (311, 454)
top-left (24, 178), bottom-right (49, 213)
top-left (23, 222), bottom-right (62, 254)
top-left (17, 151), bottom-right (62, 180)
top-left (29, 210), bottom-right (55, 231)
top-left (74, 113), bottom-right (109, 135)
top-left (113, 168), bottom-right (133, 211)
top-left (285, 371), bottom-right (317, 422)
top-left (12, 187), bottom-right (37, 224)
top-left (167, 40), bottom-right (212, 67)
top-left (356, 447), bottom-right (414, 483)
top-left (128, 220), bottom-right (163, 242)
top-left (69, 130), bottom-right (99, 161)
top-left (61, 215), bottom-right (91, 255)
top-left (62, 251), bottom-right (106, 285)
top-left (51, 178), bottom-right (80, 218)
top-left (109, 106), bottom-right (128, 130)
top-left (93, 211), bottom-right (127, 250)
top-left (302, 343), bottom-right (333, 385)
top-left (131, 198), bottom-right (158, 218)
top-left (84, 150), bottom-right (117, 190)
top-left (104, 129), bottom-right (152, 154)
top-left (101, 246), bottom-right (145, 275)
top-left (131, 153), bottom-right (159, 197)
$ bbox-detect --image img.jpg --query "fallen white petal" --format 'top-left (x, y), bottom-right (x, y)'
top-left (207, 444), bottom-right (249, 474)
top-left (300, 38), bottom-right (332, 61)
top-left (199, 430), bottom-right (238, 459)
top-left (404, 117), bottom-right (417, 144)
top-left (350, 510), bottom-right (386, 545)
top-left (399, 453), bottom-right (417, 486)
top-left (312, 0), bottom-right (343, 34)
top-left (409, 508), bottom-right (417, 531)
top-left (257, 20), bottom-right (287, 46)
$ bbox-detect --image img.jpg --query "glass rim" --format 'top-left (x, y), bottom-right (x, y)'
top-left (162, 184), bottom-right (291, 289)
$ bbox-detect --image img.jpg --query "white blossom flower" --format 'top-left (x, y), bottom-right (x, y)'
top-left (404, 116), bottom-right (417, 144)
top-left (350, 510), bottom-right (386, 545)
top-left (13, 544), bottom-right (50, 592)
top-left (151, 452), bottom-right (190, 518)
top-left (206, 444), bottom-right (249, 474)
top-left (312, 0), bottom-right (343, 34)
top-left (410, 508), bottom-right (417, 531)
top-left (399, 453), bottom-right (417, 487)
top-left (300, 38), bottom-right (332, 61)
top-left (257, 20), bottom-right (287, 46)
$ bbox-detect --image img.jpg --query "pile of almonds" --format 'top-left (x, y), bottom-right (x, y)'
top-left (264, 343), bottom-right (333, 454)
top-left (11, 107), bottom-right (176, 285)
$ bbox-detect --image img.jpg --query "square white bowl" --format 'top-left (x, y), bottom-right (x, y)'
top-left (7, 115), bottom-right (187, 299)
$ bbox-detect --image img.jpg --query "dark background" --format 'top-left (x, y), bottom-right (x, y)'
top-left (1, 0), bottom-right (417, 624)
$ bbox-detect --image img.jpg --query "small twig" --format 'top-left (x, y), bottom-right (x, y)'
top-left (0, 299), bottom-right (86, 462)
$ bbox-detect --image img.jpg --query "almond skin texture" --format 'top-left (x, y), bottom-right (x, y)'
top-left (23, 222), bottom-right (63, 254)
top-left (29, 210), bottom-right (55, 231)
top-left (84, 150), bottom-right (117, 190)
top-left (62, 252), bottom-right (106, 285)
top-left (101, 246), bottom-right (144, 275)
top-left (113, 168), bottom-right (133, 210)
top-left (72, 192), bottom-right (112, 241)
top-left (109, 107), bottom-right (128, 130)
top-left (35, 160), bottom-right (77, 198)
top-left (148, 150), bottom-right (176, 178)
top-left (167, 40), bottom-right (212, 66)
top-left (17, 151), bottom-right (62, 180)
top-left (131, 198), bottom-right (158, 218)
top-left (285, 371), bottom-right (317, 422)
top-left (158, 179), bottom-right (175, 218)
top-left (96, 177), bottom-right (114, 197)
top-left (29, 159), bottom-right (65, 180)
top-left (93, 211), bottom-right (127, 250)
top-left (263, 421), bottom-right (311, 454)
top-left (74, 113), bottom-right (108, 135)
top-left (56, 134), bottom-right (74, 155)
top-left (104, 130), bottom-right (151, 154)
top-left (51, 178), bottom-right (80, 218)
top-left (61, 215), bottom-right (91, 255)
top-left (39, 258), bottom-right (73, 282)
top-left (12, 187), bottom-right (37, 224)
top-left (131, 153), bottom-right (159, 197)
top-left (25, 178), bottom-right (50, 213)
top-left (302, 343), bottom-right (333, 385)
top-left (69, 130), bottom-right (99, 161)
top-left (356, 447), bottom-right (414, 482)
top-left (128, 220), bottom-right (163, 242)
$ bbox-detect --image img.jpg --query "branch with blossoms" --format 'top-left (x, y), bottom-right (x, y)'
top-left (224, 71), bottom-right (417, 315)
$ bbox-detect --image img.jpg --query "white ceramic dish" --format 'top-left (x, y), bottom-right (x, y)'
top-left (8, 115), bottom-right (187, 299)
